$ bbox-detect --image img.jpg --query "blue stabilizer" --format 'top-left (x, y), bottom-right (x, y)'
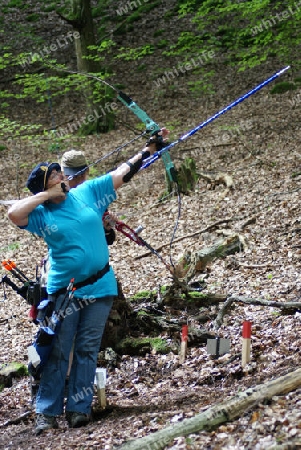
top-left (141, 66), bottom-right (290, 170)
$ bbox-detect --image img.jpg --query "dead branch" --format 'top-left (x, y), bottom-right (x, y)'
top-left (118, 367), bottom-right (301, 450)
top-left (214, 296), bottom-right (301, 329)
top-left (198, 171), bottom-right (234, 190)
top-left (135, 218), bottom-right (235, 259)
top-left (0, 411), bottom-right (32, 428)
top-left (228, 256), bottom-right (282, 269)
top-left (239, 214), bottom-right (259, 230)
top-left (214, 297), bottom-right (234, 329)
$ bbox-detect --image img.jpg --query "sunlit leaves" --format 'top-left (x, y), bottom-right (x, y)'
top-left (175, 0), bottom-right (301, 71)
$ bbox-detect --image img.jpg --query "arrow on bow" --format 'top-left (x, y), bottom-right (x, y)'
top-left (141, 66), bottom-right (290, 171)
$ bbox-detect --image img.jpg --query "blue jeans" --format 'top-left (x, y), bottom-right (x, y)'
top-left (36, 294), bottom-right (113, 416)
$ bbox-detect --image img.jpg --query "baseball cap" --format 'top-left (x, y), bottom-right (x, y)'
top-left (26, 162), bottom-right (61, 195)
top-left (61, 150), bottom-right (88, 177)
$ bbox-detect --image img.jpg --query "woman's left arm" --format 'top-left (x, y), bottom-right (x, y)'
top-left (110, 128), bottom-right (169, 190)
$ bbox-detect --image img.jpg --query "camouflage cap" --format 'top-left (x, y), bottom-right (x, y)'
top-left (61, 149), bottom-right (88, 177)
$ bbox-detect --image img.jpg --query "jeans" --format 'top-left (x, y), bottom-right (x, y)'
top-left (35, 294), bottom-right (113, 416)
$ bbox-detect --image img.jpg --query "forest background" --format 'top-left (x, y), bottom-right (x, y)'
top-left (1, 1), bottom-right (301, 449)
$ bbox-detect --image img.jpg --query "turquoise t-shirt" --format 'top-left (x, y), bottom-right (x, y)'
top-left (24, 174), bottom-right (117, 298)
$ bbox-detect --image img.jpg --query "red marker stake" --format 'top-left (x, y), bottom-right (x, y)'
top-left (180, 324), bottom-right (188, 363)
top-left (242, 321), bottom-right (252, 367)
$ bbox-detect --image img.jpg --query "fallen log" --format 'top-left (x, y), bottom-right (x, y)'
top-left (173, 233), bottom-right (245, 283)
top-left (117, 367), bottom-right (301, 450)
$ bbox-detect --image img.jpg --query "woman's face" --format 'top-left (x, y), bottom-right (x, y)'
top-left (46, 169), bottom-right (64, 189)
top-left (64, 169), bottom-right (89, 189)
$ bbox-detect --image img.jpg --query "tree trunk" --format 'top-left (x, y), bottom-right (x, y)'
top-left (118, 367), bottom-right (301, 450)
top-left (72, 0), bottom-right (98, 74)
top-left (70, 0), bottom-right (115, 132)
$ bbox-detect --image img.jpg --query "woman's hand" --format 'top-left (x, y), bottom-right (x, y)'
top-left (103, 212), bottom-right (118, 230)
top-left (147, 127), bottom-right (170, 154)
top-left (46, 182), bottom-right (69, 200)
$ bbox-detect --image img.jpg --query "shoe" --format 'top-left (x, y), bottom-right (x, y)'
top-left (35, 413), bottom-right (58, 435)
top-left (66, 411), bottom-right (90, 428)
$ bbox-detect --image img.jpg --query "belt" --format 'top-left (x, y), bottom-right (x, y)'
top-left (54, 262), bottom-right (110, 297)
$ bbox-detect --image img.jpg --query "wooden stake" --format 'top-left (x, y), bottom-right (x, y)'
top-left (97, 388), bottom-right (106, 408)
top-left (179, 324), bottom-right (188, 363)
top-left (95, 368), bottom-right (106, 408)
top-left (242, 321), bottom-right (252, 367)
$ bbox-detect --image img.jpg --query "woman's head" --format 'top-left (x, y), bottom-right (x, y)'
top-left (26, 162), bottom-right (62, 194)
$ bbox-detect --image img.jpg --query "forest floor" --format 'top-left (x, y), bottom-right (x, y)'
top-left (1, 58), bottom-right (301, 449)
top-left (1, 3), bottom-right (301, 447)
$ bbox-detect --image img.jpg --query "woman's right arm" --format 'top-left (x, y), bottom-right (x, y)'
top-left (8, 181), bottom-right (66, 227)
top-left (8, 192), bottom-right (49, 227)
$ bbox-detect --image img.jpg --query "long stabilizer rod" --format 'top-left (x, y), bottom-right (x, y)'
top-left (142, 66), bottom-right (290, 170)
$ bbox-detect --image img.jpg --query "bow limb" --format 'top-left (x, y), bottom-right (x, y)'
top-left (114, 221), bottom-right (145, 246)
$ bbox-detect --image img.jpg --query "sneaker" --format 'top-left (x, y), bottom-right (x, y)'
top-left (35, 413), bottom-right (58, 435)
top-left (66, 411), bottom-right (90, 428)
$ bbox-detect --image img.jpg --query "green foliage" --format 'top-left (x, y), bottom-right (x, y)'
top-left (116, 337), bottom-right (172, 355)
top-left (189, 291), bottom-right (207, 298)
top-left (123, 0), bottom-right (161, 22)
top-left (270, 81), bottom-right (297, 94)
top-left (174, 0), bottom-right (301, 71)
top-left (87, 40), bottom-right (115, 56)
top-left (10, 56), bottom-right (115, 115)
top-left (164, 31), bottom-right (207, 57)
top-left (1, 242), bottom-right (20, 252)
top-left (176, 157), bottom-right (199, 195)
top-left (291, 171), bottom-right (301, 178)
top-left (0, 115), bottom-right (42, 138)
top-left (137, 64), bottom-right (146, 72)
top-left (157, 39), bottom-right (169, 49)
top-left (42, 3), bottom-right (57, 13)
top-left (26, 13), bottom-right (40, 22)
top-left (187, 69), bottom-right (216, 94)
top-left (88, 166), bottom-right (99, 179)
top-left (7, 0), bottom-right (29, 8)
top-left (92, 0), bottom-right (111, 18)
top-left (149, 338), bottom-right (171, 354)
top-left (132, 290), bottom-right (156, 299)
top-left (153, 29), bottom-right (165, 38)
top-left (116, 45), bottom-right (155, 61)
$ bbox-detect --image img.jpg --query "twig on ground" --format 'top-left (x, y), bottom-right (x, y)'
top-left (0, 411), bottom-right (32, 427)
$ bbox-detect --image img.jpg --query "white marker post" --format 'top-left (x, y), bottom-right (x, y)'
top-left (242, 321), bottom-right (252, 367)
top-left (95, 368), bottom-right (107, 408)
